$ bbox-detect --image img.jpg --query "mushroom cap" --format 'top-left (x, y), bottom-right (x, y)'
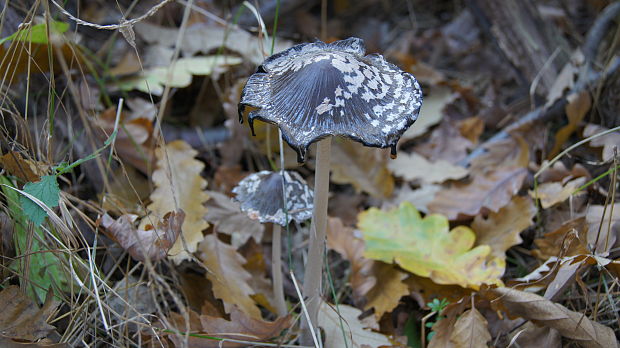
top-left (232, 170), bottom-right (314, 226)
top-left (239, 37), bottom-right (423, 163)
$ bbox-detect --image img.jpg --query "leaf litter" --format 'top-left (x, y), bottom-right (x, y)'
top-left (1, 1), bottom-right (619, 347)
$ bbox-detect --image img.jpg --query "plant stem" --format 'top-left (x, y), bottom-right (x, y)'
top-left (272, 223), bottom-right (287, 316)
top-left (301, 138), bottom-right (331, 345)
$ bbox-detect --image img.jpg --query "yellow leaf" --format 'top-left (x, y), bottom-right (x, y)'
top-left (364, 263), bottom-right (409, 319)
top-left (359, 202), bottom-right (503, 289)
top-left (199, 234), bottom-right (261, 319)
top-left (140, 140), bottom-right (209, 262)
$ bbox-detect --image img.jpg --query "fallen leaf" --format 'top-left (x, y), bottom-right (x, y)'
top-left (583, 124), bottom-right (620, 161)
top-left (530, 176), bottom-right (587, 209)
top-left (402, 86), bottom-right (453, 141)
top-left (100, 166), bottom-right (150, 214)
top-left (198, 234), bottom-right (261, 319)
top-left (118, 55), bottom-right (243, 95)
top-left (106, 276), bottom-right (157, 332)
top-left (549, 91), bottom-right (592, 158)
top-left (389, 184), bottom-right (442, 213)
top-left (204, 190), bottom-right (264, 248)
top-left (428, 300), bottom-right (468, 348)
top-left (199, 307), bottom-right (292, 347)
top-left (364, 262), bottom-right (409, 319)
top-left (586, 203), bottom-right (620, 254)
top-left (458, 116), bottom-right (484, 144)
top-left (101, 211), bottom-right (184, 262)
top-left (0, 152), bottom-right (46, 182)
top-left (415, 120), bottom-right (474, 163)
top-left (428, 167), bottom-right (527, 220)
top-left (140, 140), bottom-right (209, 262)
top-left (469, 135), bottom-right (530, 175)
top-left (486, 287), bottom-right (618, 348)
top-left (532, 217), bottom-right (589, 260)
top-left (513, 321), bottom-right (562, 348)
top-left (449, 307), bottom-right (491, 348)
top-left (472, 196), bottom-right (536, 269)
top-left (0, 286), bottom-right (58, 341)
top-left (387, 152), bottom-right (468, 184)
top-left (359, 202), bottom-right (503, 289)
top-left (318, 302), bottom-right (391, 348)
top-left (330, 139), bottom-right (394, 199)
top-left (326, 217), bottom-right (376, 303)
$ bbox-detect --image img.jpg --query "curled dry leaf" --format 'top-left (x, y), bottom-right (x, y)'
top-left (532, 217), bottom-right (589, 260)
top-left (486, 287), bottom-right (618, 348)
top-left (101, 210), bottom-right (184, 262)
top-left (583, 124), bottom-right (620, 161)
top-left (530, 176), bottom-right (587, 209)
top-left (204, 190), bottom-right (264, 248)
top-left (0, 286), bottom-right (58, 341)
top-left (472, 196), bottom-right (536, 269)
top-left (330, 139), bottom-right (394, 199)
top-left (586, 203), bottom-right (620, 254)
top-left (0, 152), bottom-right (46, 182)
top-left (318, 302), bottom-right (391, 348)
top-left (359, 202), bottom-right (503, 289)
top-left (198, 234), bottom-right (261, 319)
top-left (449, 307), bottom-right (491, 348)
top-left (428, 166), bottom-right (528, 220)
top-left (387, 152), bottom-right (468, 184)
top-left (140, 140), bottom-right (209, 262)
top-left (199, 307), bottom-right (292, 347)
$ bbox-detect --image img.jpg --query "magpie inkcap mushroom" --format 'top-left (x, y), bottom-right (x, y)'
top-left (238, 37), bottom-right (423, 163)
top-left (232, 170), bottom-right (314, 226)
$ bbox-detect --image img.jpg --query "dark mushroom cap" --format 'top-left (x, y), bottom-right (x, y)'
top-left (232, 170), bottom-right (314, 226)
top-left (239, 37), bottom-right (423, 163)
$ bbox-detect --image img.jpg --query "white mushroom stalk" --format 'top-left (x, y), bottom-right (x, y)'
top-left (238, 37), bottom-right (423, 342)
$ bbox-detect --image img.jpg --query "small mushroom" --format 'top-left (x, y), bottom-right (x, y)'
top-left (232, 170), bottom-right (313, 225)
top-left (238, 37), bottom-right (423, 336)
top-left (233, 170), bottom-right (313, 316)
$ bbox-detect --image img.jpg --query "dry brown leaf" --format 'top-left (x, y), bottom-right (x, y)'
top-left (402, 86), bottom-right (454, 141)
top-left (449, 307), bottom-right (491, 348)
top-left (470, 135), bottom-right (530, 175)
top-left (101, 211), bottom-right (184, 262)
top-left (513, 321), bottom-right (562, 348)
top-left (204, 190), bottom-right (264, 248)
top-left (330, 139), bottom-right (394, 199)
top-left (586, 203), bottom-right (620, 254)
top-left (458, 116), bottom-right (484, 144)
top-left (389, 184), bottom-right (442, 214)
top-left (0, 152), bottom-right (46, 182)
top-left (239, 239), bottom-right (276, 314)
top-left (198, 307), bottom-right (292, 347)
top-left (530, 176), bottom-right (587, 209)
top-left (326, 217), bottom-right (376, 303)
top-left (428, 300), bottom-right (468, 348)
top-left (198, 234), bottom-right (261, 319)
top-left (364, 262), bottom-right (409, 319)
top-left (537, 161), bottom-right (590, 183)
top-left (415, 120), bottom-right (474, 163)
top-left (387, 152), bottom-right (468, 184)
top-left (583, 124), bottom-right (620, 161)
top-left (140, 140), bottom-right (209, 262)
top-left (549, 91), bottom-right (592, 158)
top-left (0, 286), bottom-right (58, 341)
top-left (428, 166), bottom-right (527, 220)
top-left (532, 217), bottom-right (589, 260)
top-left (100, 166), bottom-right (151, 214)
top-left (405, 275), bottom-right (473, 307)
top-left (487, 287), bottom-right (618, 348)
top-left (318, 302), bottom-right (391, 348)
top-left (472, 196), bottom-right (535, 268)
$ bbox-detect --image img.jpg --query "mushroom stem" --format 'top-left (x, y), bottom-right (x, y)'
top-left (302, 137), bottom-right (332, 342)
top-left (272, 224), bottom-right (287, 317)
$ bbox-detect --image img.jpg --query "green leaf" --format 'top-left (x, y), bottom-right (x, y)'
top-left (19, 175), bottom-right (60, 226)
top-left (358, 202), bottom-right (503, 289)
top-left (0, 21), bottom-right (69, 45)
top-left (1, 176), bottom-right (71, 303)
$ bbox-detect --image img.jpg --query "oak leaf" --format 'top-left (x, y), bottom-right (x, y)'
top-left (198, 234), bottom-right (261, 319)
top-left (530, 176), bottom-right (587, 209)
top-left (364, 262), bottom-right (409, 319)
top-left (472, 196), bottom-right (536, 269)
top-left (359, 202), bottom-right (503, 289)
top-left (428, 166), bottom-right (527, 220)
top-left (204, 190), bottom-right (264, 248)
top-left (0, 286), bottom-right (58, 341)
top-left (318, 303), bottom-right (391, 348)
top-left (140, 140), bottom-right (209, 262)
top-left (388, 152), bottom-right (468, 184)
